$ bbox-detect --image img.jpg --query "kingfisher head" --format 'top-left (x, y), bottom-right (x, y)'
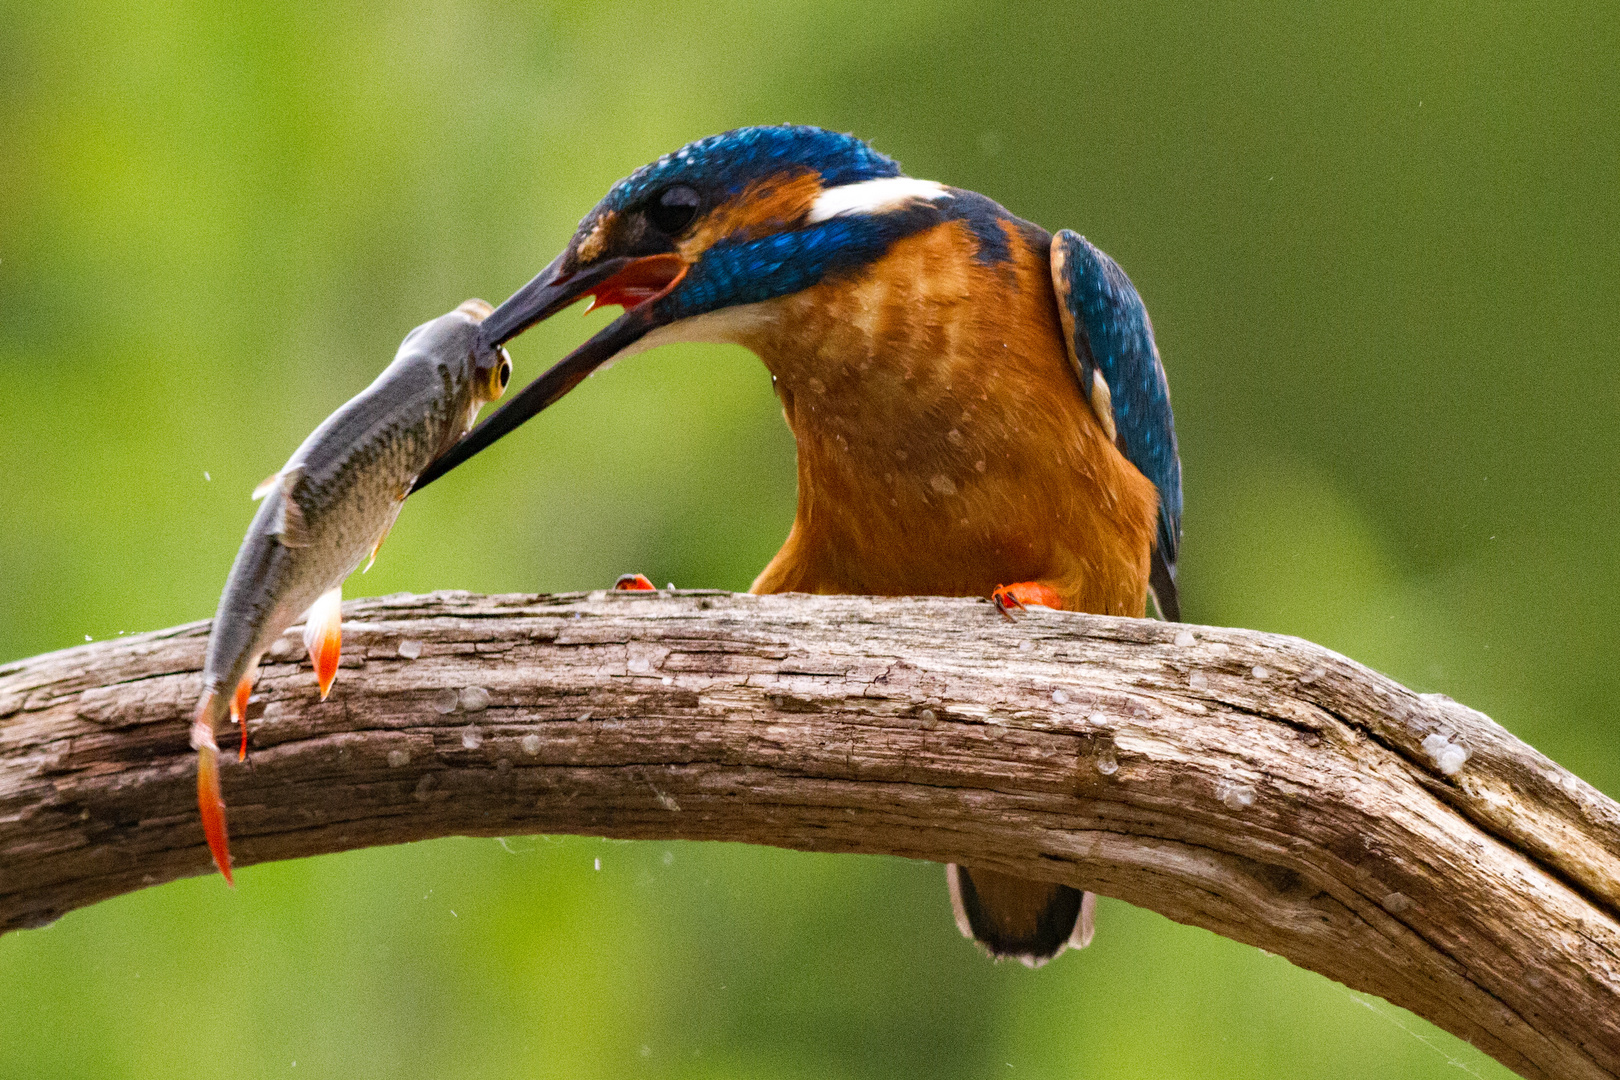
top-left (414, 125), bottom-right (957, 489)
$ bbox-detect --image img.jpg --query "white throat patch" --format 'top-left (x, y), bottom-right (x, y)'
top-left (806, 177), bottom-right (949, 224)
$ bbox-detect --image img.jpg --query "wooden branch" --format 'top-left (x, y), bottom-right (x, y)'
top-left (3, 590), bottom-right (1618, 1078)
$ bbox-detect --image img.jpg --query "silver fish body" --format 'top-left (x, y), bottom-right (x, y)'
top-left (192, 299), bottom-right (510, 882)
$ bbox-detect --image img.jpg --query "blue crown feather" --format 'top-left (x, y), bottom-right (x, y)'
top-left (604, 126), bottom-right (901, 212)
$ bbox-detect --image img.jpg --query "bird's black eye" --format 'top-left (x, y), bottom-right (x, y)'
top-left (647, 185), bottom-right (700, 235)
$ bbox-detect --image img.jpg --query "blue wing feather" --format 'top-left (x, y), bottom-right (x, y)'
top-left (1050, 230), bottom-right (1182, 618)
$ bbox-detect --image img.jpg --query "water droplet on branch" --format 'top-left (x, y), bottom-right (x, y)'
top-left (1216, 780), bottom-right (1255, 810)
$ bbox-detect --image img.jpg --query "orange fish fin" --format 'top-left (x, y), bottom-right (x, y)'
top-left (231, 676), bottom-right (253, 762)
top-left (303, 586), bottom-right (343, 700)
top-left (191, 707), bottom-right (233, 885)
top-left (363, 516), bottom-right (396, 574)
top-left (363, 493), bottom-right (408, 574)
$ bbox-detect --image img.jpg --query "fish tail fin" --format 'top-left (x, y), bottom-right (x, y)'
top-left (191, 699), bottom-right (234, 885)
top-left (303, 586), bottom-right (343, 700)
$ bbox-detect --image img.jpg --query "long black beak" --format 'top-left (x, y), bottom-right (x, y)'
top-left (478, 252), bottom-right (625, 349)
top-left (411, 254), bottom-right (660, 493)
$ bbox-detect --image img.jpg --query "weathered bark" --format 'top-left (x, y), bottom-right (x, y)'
top-left (2, 590), bottom-right (1617, 1077)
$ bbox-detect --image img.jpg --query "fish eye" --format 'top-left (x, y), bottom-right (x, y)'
top-left (483, 350), bottom-right (512, 399)
top-left (648, 185), bottom-right (700, 235)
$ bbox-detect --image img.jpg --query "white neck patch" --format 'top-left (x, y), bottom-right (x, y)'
top-left (806, 177), bottom-right (949, 224)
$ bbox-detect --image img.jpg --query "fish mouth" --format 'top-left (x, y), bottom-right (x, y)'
top-left (411, 252), bottom-right (687, 493)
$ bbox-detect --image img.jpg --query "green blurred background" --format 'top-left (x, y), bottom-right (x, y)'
top-left (2, 1), bottom-right (1615, 1076)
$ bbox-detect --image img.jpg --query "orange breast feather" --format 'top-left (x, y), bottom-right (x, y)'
top-left (741, 216), bottom-right (1160, 617)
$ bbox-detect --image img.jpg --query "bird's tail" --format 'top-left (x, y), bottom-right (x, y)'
top-left (946, 865), bottom-right (1094, 968)
top-left (1149, 545), bottom-right (1180, 622)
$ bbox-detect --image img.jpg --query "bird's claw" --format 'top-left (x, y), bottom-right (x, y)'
top-left (992, 582), bottom-right (1064, 621)
top-left (992, 587), bottom-right (1026, 621)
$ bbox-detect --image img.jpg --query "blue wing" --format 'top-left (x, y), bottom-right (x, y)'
top-left (1050, 230), bottom-right (1182, 620)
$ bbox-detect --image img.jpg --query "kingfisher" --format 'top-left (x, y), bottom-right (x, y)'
top-left (415, 125), bottom-right (1182, 967)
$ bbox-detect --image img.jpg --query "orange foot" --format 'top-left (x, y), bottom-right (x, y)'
top-left (992, 582), bottom-right (1065, 621)
top-left (614, 573), bottom-right (656, 591)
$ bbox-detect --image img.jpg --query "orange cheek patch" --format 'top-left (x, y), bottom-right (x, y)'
top-left (685, 170), bottom-right (824, 255)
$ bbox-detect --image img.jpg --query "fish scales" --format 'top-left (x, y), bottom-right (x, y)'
top-left (192, 300), bottom-right (511, 882)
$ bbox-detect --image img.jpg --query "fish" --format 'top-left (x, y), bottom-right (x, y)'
top-left (191, 299), bottom-right (512, 883)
